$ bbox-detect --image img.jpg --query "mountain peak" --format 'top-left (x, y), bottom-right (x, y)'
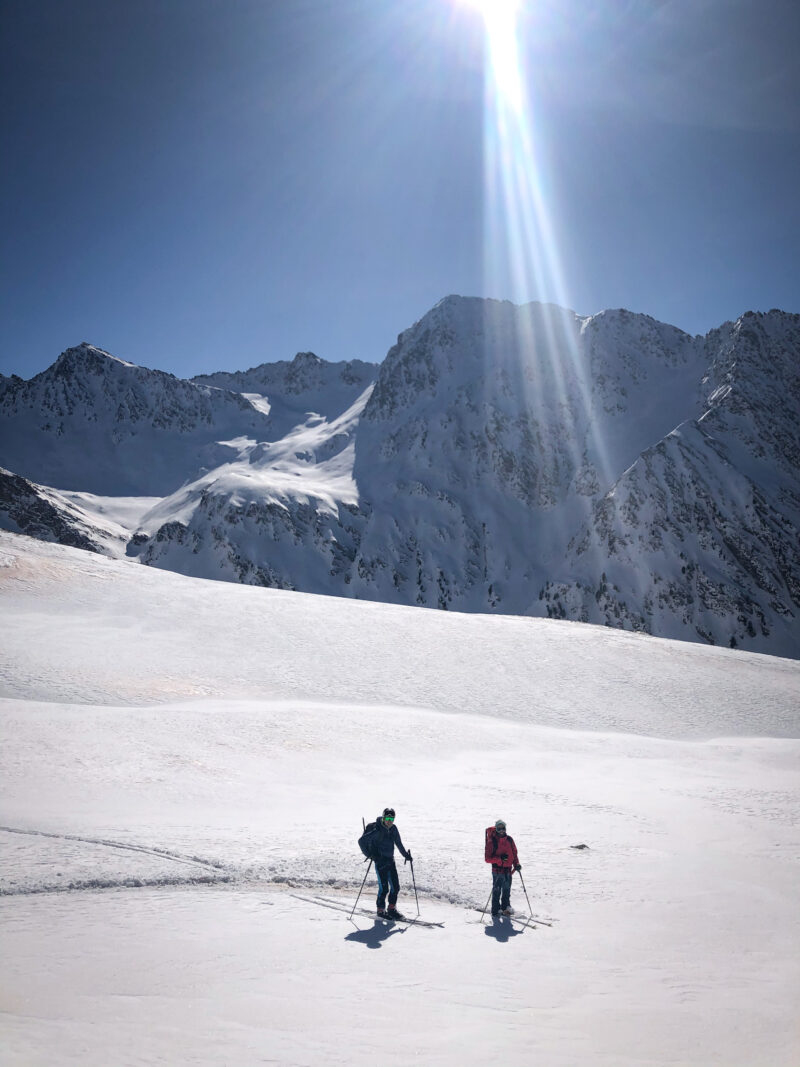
top-left (53, 343), bottom-right (138, 375)
top-left (290, 351), bottom-right (323, 367)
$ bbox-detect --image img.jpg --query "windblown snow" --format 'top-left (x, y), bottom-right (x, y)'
top-left (1, 531), bottom-right (799, 1066)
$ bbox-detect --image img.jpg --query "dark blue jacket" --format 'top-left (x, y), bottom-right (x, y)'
top-left (361, 820), bottom-right (410, 864)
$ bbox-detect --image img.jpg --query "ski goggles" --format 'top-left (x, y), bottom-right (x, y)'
top-left (383, 815), bottom-right (395, 823)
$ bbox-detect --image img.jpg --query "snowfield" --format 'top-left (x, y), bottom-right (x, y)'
top-left (1, 530), bottom-right (799, 1066)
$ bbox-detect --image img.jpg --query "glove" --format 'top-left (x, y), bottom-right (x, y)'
top-left (514, 863), bottom-right (521, 872)
top-left (406, 851), bottom-right (413, 863)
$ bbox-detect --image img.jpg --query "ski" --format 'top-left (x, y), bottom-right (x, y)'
top-left (337, 897), bottom-right (444, 928)
top-left (343, 903), bottom-right (444, 929)
top-left (375, 911), bottom-right (443, 929)
top-left (471, 907), bottom-right (553, 927)
top-left (291, 893), bottom-right (443, 928)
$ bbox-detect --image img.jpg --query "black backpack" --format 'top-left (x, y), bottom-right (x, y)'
top-left (358, 820), bottom-right (379, 858)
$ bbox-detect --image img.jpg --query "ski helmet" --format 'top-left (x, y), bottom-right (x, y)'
top-left (495, 819), bottom-right (506, 831)
top-left (383, 807), bottom-right (396, 819)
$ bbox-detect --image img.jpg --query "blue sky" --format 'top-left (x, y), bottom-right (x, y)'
top-left (1, 0), bottom-right (798, 379)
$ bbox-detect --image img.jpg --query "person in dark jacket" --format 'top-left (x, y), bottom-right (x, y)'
top-left (360, 807), bottom-right (413, 918)
top-left (485, 819), bottom-right (521, 916)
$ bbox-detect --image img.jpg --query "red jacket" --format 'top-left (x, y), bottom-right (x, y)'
top-left (485, 827), bottom-right (519, 869)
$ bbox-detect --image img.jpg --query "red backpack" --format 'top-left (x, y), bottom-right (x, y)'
top-left (485, 825), bottom-right (499, 863)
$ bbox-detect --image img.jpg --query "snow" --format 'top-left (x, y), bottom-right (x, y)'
top-left (57, 492), bottom-right (163, 532)
top-left (1, 529), bottom-right (799, 1065)
top-left (51, 491), bottom-right (164, 554)
top-left (240, 391), bottom-right (272, 416)
top-left (2, 304), bottom-right (798, 656)
top-left (135, 383), bottom-right (372, 538)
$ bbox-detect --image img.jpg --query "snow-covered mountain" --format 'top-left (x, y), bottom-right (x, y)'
top-left (1, 298), bottom-right (798, 657)
top-left (130, 381), bottom-right (372, 588)
top-left (193, 350), bottom-right (377, 440)
top-left (0, 343), bottom-right (275, 495)
top-left (539, 311), bottom-right (800, 655)
top-left (0, 467), bottom-right (115, 554)
top-left (347, 298), bottom-right (711, 613)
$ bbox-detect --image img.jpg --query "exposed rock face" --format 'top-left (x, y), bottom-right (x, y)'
top-left (1, 301), bottom-right (798, 657)
top-left (0, 468), bottom-right (111, 552)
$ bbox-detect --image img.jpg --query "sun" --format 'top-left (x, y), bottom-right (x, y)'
top-left (461, 0), bottom-right (519, 15)
top-left (466, 0), bottom-right (524, 113)
top-left (461, 0), bottom-right (521, 33)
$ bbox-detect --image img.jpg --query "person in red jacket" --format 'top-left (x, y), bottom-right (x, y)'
top-left (485, 819), bottom-right (521, 916)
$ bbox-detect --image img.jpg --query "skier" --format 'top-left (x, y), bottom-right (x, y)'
top-left (359, 807), bottom-right (413, 919)
top-left (485, 819), bottom-right (521, 916)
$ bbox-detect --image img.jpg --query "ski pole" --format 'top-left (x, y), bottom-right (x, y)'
top-left (516, 869), bottom-right (534, 926)
top-left (349, 858), bottom-right (373, 919)
top-left (479, 884), bottom-right (493, 923)
top-left (409, 859), bottom-right (420, 916)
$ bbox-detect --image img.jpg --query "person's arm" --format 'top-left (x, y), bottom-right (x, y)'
top-left (510, 836), bottom-right (520, 869)
top-left (393, 825), bottom-right (410, 861)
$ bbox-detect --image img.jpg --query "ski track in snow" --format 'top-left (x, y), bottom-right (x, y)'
top-left (0, 825), bottom-right (231, 895)
top-left (0, 825), bottom-right (225, 869)
top-left (0, 824), bottom-right (496, 913)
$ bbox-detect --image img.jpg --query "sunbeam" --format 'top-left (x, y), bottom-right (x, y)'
top-left (462, 0), bottom-right (616, 594)
top-left (476, 0), bottom-right (568, 313)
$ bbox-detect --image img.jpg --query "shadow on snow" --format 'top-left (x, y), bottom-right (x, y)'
top-left (483, 915), bottom-right (525, 942)
top-left (345, 919), bottom-right (407, 949)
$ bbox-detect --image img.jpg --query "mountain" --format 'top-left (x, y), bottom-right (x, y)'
top-left (0, 343), bottom-right (279, 495)
top-left (193, 351), bottom-right (377, 440)
top-left (347, 297), bottom-right (711, 613)
top-left (1, 298), bottom-right (798, 657)
top-left (540, 310), bottom-right (800, 655)
top-left (129, 381), bottom-right (371, 589)
top-left (0, 467), bottom-right (118, 554)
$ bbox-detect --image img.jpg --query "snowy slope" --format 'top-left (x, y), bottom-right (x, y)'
top-left (129, 385), bottom-right (372, 588)
top-left (4, 531), bottom-right (798, 735)
top-left (0, 467), bottom-right (160, 558)
top-left (1, 531), bottom-right (799, 1066)
top-left (0, 468), bottom-right (123, 554)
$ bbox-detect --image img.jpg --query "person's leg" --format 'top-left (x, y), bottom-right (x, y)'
top-left (500, 871), bottom-right (512, 910)
top-left (376, 864), bottom-right (388, 911)
top-left (491, 869), bottom-right (502, 913)
top-left (387, 861), bottom-right (400, 909)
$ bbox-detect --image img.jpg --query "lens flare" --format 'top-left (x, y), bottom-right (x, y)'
top-left (468, 0), bottom-right (613, 589)
top-left (477, 1), bottom-right (566, 307)
top-left (468, 0), bottom-right (524, 113)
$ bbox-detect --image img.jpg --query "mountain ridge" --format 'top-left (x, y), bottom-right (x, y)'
top-left (1, 299), bottom-right (797, 658)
